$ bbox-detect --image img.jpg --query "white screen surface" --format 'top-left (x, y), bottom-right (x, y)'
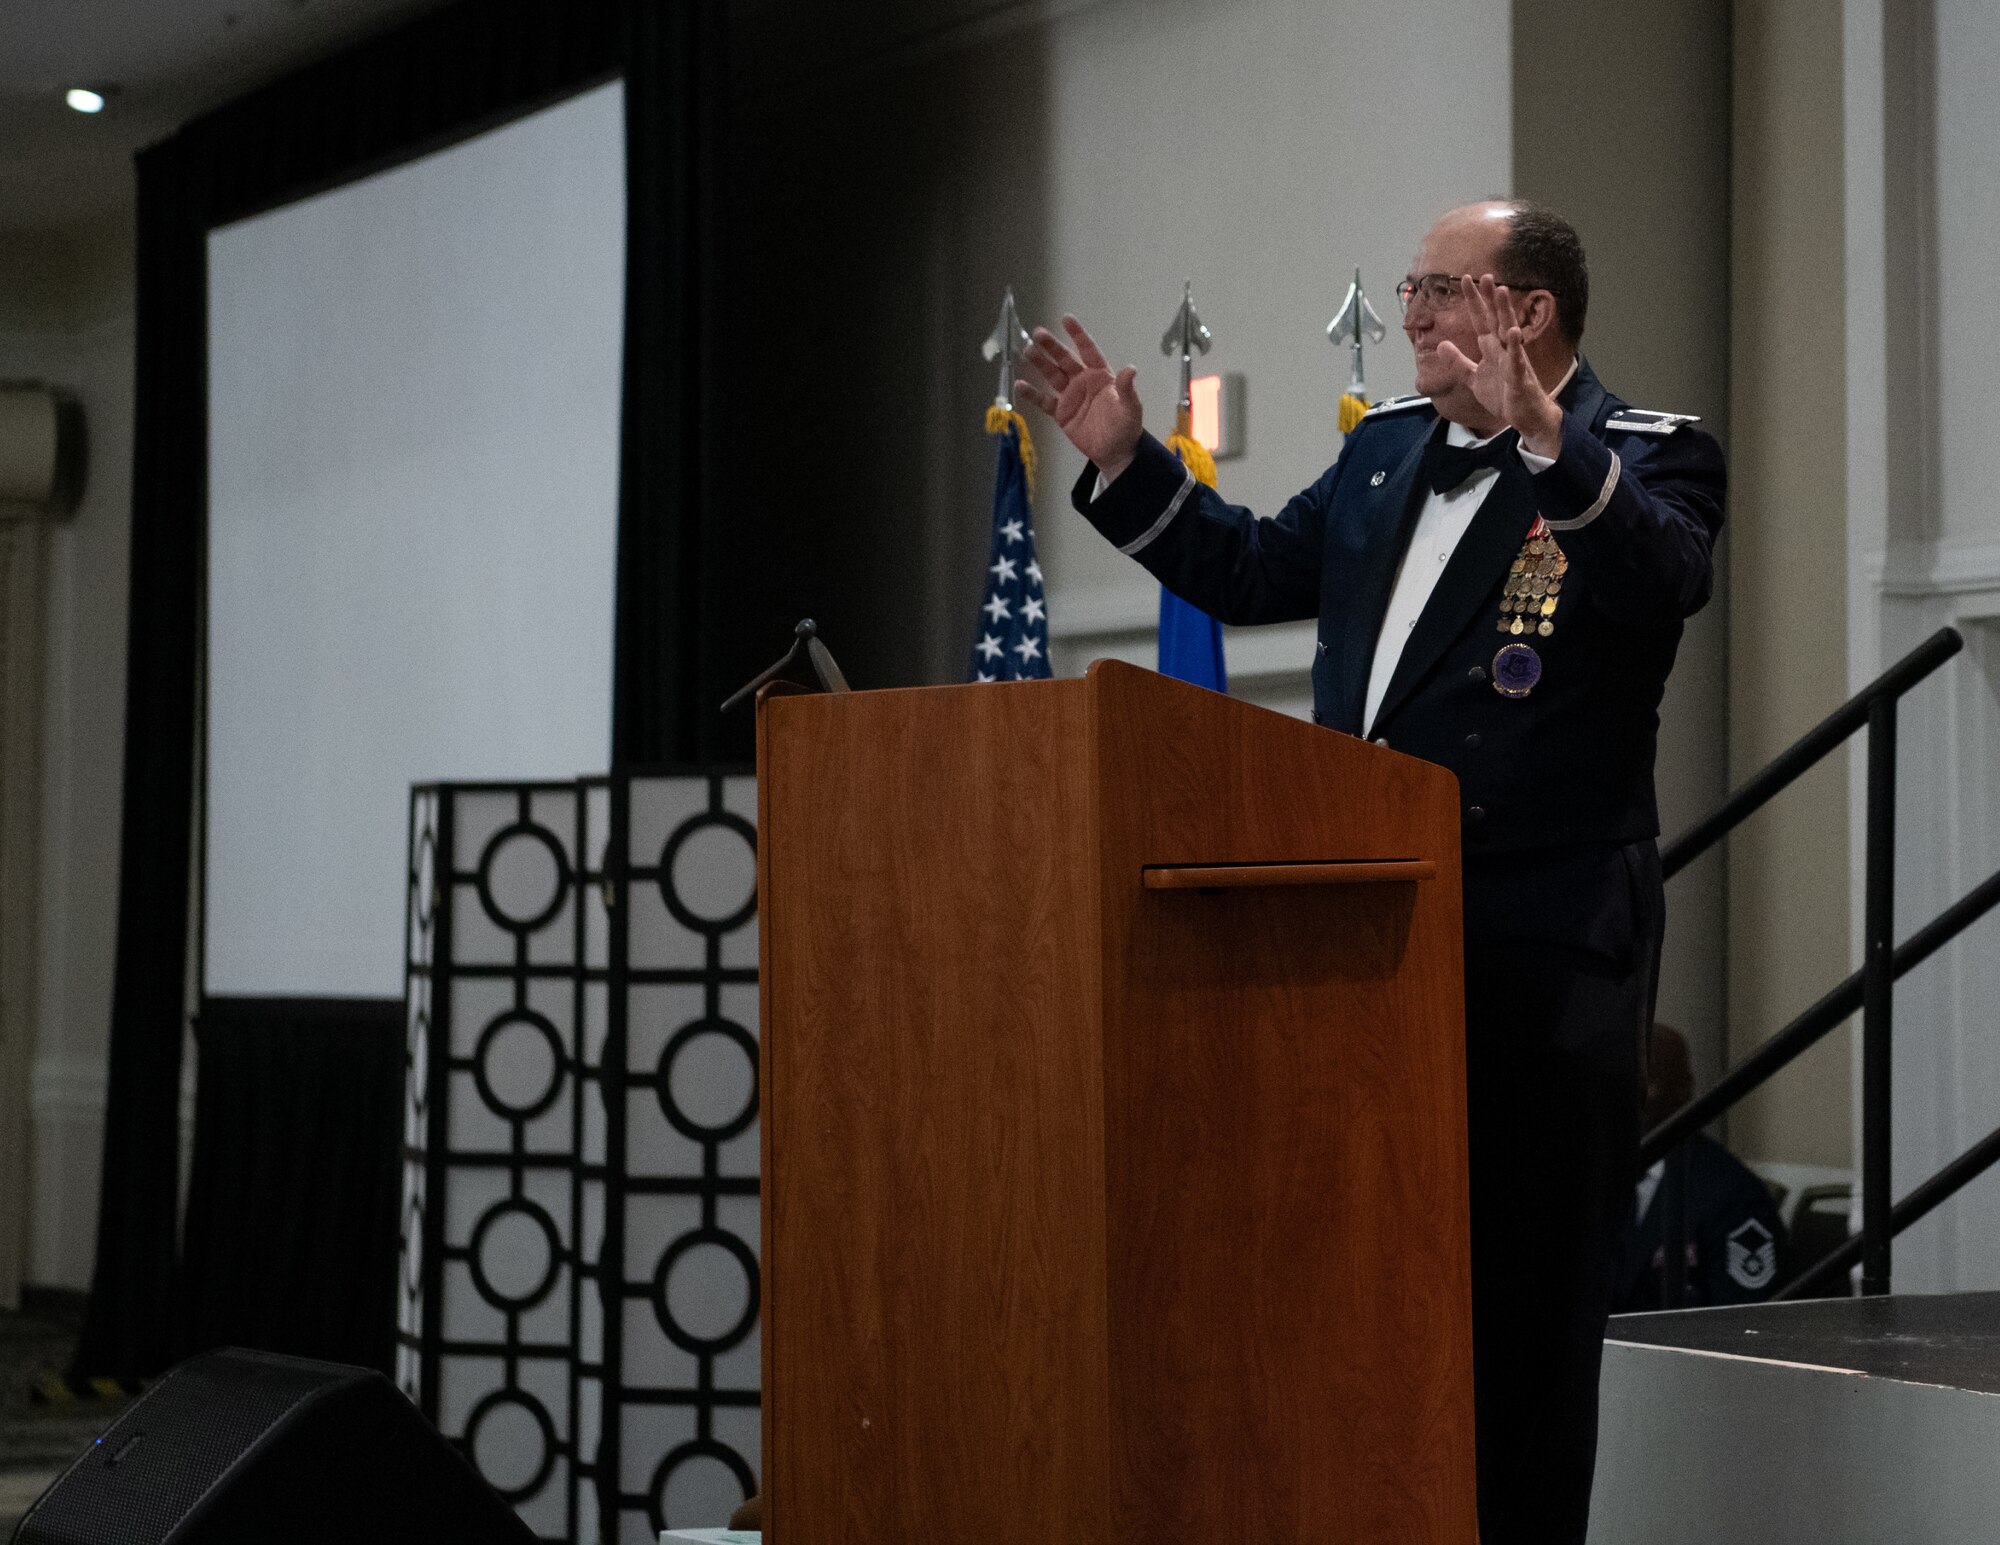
top-left (206, 82), bottom-right (624, 999)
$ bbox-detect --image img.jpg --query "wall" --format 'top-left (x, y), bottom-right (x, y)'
top-left (730, 0), bottom-right (1752, 1092)
top-left (1930, 0), bottom-right (2000, 555)
top-left (1512, 0), bottom-right (1733, 1089)
top-left (1846, 0), bottom-right (2000, 1291)
top-left (721, 0), bottom-right (1514, 724)
top-left (1920, 0), bottom-right (2000, 1287)
top-left (717, 6), bottom-right (1053, 716)
top-left (49, 0), bottom-right (1989, 1298)
top-left (0, 220), bottom-right (137, 1290)
top-left (1726, 0), bottom-right (1852, 1168)
top-left (1033, 0), bottom-right (1512, 717)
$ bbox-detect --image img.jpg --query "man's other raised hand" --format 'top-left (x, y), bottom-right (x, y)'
top-left (1015, 316), bottom-right (1144, 483)
top-left (1429, 274), bottom-right (1564, 459)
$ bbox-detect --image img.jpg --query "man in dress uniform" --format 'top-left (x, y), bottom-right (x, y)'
top-left (1014, 199), bottom-right (1726, 1543)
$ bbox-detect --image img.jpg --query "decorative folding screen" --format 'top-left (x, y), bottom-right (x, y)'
top-left (398, 772), bottom-right (760, 1544)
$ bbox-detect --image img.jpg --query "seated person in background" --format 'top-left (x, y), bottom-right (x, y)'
top-left (1613, 1022), bottom-right (1788, 1312)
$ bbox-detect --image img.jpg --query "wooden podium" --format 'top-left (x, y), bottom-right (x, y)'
top-left (757, 662), bottom-right (1475, 1544)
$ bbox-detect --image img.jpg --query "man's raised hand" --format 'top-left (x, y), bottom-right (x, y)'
top-left (1432, 275), bottom-right (1564, 459)
top-left (1014, 315), bottom-right (1144, 481)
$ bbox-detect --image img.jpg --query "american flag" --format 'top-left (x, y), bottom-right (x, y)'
top-left (968, 411), bottom-right (1051, 681)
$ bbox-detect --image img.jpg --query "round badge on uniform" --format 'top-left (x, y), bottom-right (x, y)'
top-left (1492, 642), bottom-right (1542, 698)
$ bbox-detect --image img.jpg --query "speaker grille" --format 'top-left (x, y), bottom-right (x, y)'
top-left (18, 1351), bottom-right (356, 1545)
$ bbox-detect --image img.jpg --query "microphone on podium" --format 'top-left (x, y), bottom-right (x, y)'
top-left (720, 617), bottom-right (852, 713)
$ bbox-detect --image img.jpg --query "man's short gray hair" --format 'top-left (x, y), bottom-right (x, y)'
top-left (1497, 201), bottom-right (1589, 348)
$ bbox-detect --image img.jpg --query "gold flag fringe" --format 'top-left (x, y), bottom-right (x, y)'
top-left (985, 404), bottom-right (1037, 504)
top-left (1166, 419), bottom-right (1218, 490)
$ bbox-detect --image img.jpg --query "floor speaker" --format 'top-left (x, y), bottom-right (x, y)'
top-left (10, 1348), bottom-right (534, 1544)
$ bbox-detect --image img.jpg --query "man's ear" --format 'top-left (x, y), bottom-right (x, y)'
top-left (1516, 288), bottom-right (1558, 343)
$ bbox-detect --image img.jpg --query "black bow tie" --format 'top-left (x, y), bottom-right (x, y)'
top-left (1422, 429), bottom-right (1519, 494)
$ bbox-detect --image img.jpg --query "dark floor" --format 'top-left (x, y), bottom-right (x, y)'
top-left (0, 1299), bottom-right (127, 1534)
top-left (1610, 1290), bottom-right (2000, 1393)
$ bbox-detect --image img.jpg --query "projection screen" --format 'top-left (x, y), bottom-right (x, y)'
top-left (205, 81), bottom-right (625, 1000)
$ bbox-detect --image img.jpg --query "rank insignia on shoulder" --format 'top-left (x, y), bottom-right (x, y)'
top-left (1359, 393), bottom-right (1432, 419)
top-left (1604, 408), bottom-right (1701, 434)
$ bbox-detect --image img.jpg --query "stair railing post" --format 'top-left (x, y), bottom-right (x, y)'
top-left (1861, 696), bottom-right (1897, 1295)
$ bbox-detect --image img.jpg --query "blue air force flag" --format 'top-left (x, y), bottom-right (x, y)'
top-left (1158, 587), bottom-right (1227, 692)
top-left (969, 407), bottom-right (1051, 681)
top-left (1157, 430), bottom-right (1228, 692)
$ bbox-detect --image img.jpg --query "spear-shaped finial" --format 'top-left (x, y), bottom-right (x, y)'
top-left (981, 287), bottom-right (1032, 410)
top-left (1326, 267), bottom-right (1387, 398)
top-left (1159, 279), bottom-right (1213, 430)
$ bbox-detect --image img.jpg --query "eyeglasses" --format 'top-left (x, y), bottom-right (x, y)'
top-left (1395, 273), bottom-right (1540, 314)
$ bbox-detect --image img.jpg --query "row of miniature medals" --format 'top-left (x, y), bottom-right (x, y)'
top-left (1500, 515), bottom-right (1566, 637)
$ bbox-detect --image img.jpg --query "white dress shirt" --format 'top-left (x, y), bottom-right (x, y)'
top-left (1360, 363), bottom-right (1575, 738)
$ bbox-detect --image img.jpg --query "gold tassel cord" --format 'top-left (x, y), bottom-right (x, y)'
top-left (1337, 391), bottom-right (1371, 435)
top-left (1167, 410), bottom-right (1218, 490)
top-left (985, 404), bottom-right (1037, 505)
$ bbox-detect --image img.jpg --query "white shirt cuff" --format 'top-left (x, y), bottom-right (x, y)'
top-left (1517, 442), bottom-right (1558, 474)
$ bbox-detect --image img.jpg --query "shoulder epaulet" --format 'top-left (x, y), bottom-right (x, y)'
top-left (1358, 393), bottom-right (1431, 420)
top-left (1604, 407), bottom-right (1701, 434)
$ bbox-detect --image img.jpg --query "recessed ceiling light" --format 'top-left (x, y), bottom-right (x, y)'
top-left (65, 88), bottom-right (106, 114)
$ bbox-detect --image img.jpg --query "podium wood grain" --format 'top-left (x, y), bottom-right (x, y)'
top-left (759, 662), bottom-right (1475, 1545)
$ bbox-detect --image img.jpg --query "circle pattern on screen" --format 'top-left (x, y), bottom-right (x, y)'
top-left (469, 1198), bottom-right (562, 1311)
top-left (406, 775), bottom-right (762, 1542)
top-left (408, 1023), bottom-right (430, 1122)
top-left (659, 812), bottom-right (756, 933)
top-left (475, 1009), bottom-right (565, 1121)
top-left (414, 825), bottom-right (438, 933)
top-left (657, 1017), bottom-right (757, 1140)
top-left (652, 1230), bottom-right (758, 1352)
top-left (402, 1192), bottom-right (425, 1298)
top-left (478, 821), bottom-right (570, 932)
top-left (465, 1389), bottom-right (557, 1501)
top-left (648, 1440), bottom-right (757, 1535)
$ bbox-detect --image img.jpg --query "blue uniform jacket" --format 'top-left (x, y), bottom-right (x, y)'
top-left (1071, 357), bottom-right (1725, 956)
top-left (1612, 1135), bottom-right (1788, 1312)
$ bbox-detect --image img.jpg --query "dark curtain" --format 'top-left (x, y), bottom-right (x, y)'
top-left (79, 134), bottom-right (213, 1380)
top-left (77, 0), bottom-right (723, 1379)
top-left (615, 0), bottom-right (727, 768)
top-left (179, 999), bottom-right (405, 1373)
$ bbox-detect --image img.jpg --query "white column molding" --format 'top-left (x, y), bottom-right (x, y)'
top-left (1845, 0), bottom-right (2000, 1295)
top-left (1852, 546), bottom-right (2000, 1292)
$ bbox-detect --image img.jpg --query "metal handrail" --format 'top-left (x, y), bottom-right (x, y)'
top-left (1646, 624), bottom-right (1966, 1301)
top-left (1639, 862), bottom-right (2000, 1166)
top-left (1777, 1117), bottom-right (2000, 1300)
top-left (1661, 627), bottom-right (1963, 880)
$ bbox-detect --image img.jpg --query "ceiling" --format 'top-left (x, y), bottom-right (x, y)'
top-left (0, 0), bottom-right (450, 236)
top-left (0, 0), bottom-right (1086, 239)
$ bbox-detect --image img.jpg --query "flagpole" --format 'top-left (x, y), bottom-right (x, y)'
top-left (982, 287), bottom-right (1030, 410)
top-left (1327, 267), bottom-right (1387, 434)
top-left (1177, 287), bottom-right (1193, 437)
top-left (968, 289), bottom-right (1050, 684)
top-left (1160, 278), bottom-right (1211, 440)
top-left (1154, 282), bottom-right (1225, 692)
